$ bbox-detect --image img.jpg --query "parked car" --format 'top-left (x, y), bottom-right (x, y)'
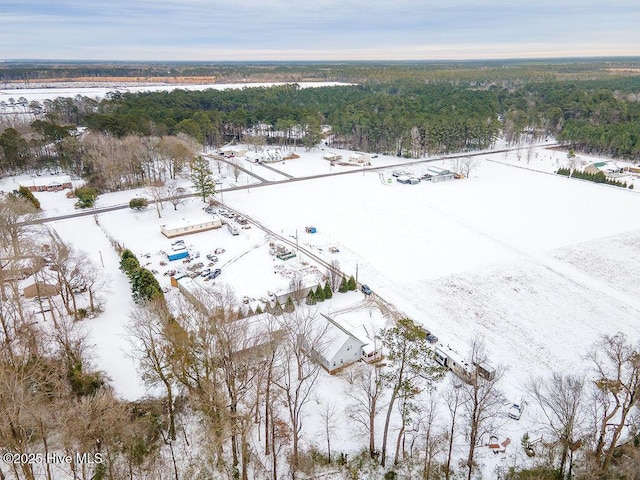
top-left (508, 400), bottom-right (525, 420)
top-left (206, 254), bottom-right (218, 262)
top-left (209, 268), bottom-right (222, 279)
top-left (361, 284), bottom-right (372, 295)
top-left (426, 334), bottom-right (439, 344)
top-left (200, 268), bottom-right (211, 277)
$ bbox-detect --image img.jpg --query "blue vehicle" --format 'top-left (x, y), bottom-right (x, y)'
top-left (361, 284), bottom-right (372, 296)
top-left (208, 268), bottom-right (222, 279)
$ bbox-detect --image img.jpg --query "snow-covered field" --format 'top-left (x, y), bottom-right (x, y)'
top-left (0, 81), bottom-right (349, 105)
top-left (8, 134), bottom-right (640, 475)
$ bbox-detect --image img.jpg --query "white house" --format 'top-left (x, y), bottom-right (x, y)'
top-left (160, 215), bottom-right (222, 238)
top-left (584, 161), bottom-right (625, 177)
top-left (308, 314), bottom-right (367, 374)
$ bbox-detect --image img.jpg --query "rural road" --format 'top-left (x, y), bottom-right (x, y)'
top-left (25, 142), bottom-right (561, 227)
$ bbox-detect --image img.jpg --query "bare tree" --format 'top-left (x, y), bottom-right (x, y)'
top-left (0, 193), bottom-right (40, 257)
top-left (288, 274), bottom-right (306, 305)
top-left (461, 157), bottom-right (477, 178)
top-left (529, 371), bottom-right (586, 478)
top-left (416, 391), bottom-right (447, 480)
top-left (127, 300), bottom-right (179, 442)
top-left (272, 308), bottom-right (326, 477)
top-left (588, 333), bottom-right (640, 476)
top-left (229, 160), bottom-right (242, 183)
top-left (327, 259), bottom-right (342, 292)
top-left (443, 379), bottom-right (464, 480)
top-left (459, 340), bottom-right (504, 480)
top-left (318, 400), bottom-right (339, 462)
top-left (146, 181), bottom-right (166, 218)
top-left (165, 181), bottom-right (186, 211)
top-left (344, 362), bottom-right (384, 456)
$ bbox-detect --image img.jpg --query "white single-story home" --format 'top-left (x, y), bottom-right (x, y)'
top-left (307, 314), bottom-right (368, 374)
top-left (584, 161), bottom-right (624, 176)
top-left (160, 215), bottom-right (222, 238)
top-left (21, 175), bottom-right (73, 192)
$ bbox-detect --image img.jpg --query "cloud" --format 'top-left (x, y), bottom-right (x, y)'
top-left (2, 0), bottom-right (639, 60)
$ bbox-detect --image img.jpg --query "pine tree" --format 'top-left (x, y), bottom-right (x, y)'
top-left (348, 275), bottom-right (357, 291)
top-left (324, 282), bottom-right (333, 299)
top-left (306, 289), bottom-right (316, 305)
top-left (17, 186), bottom-right (41, 210)
top-left (255, 304), bottom-right (264, 314)
top-left (315, 285), bottom-right (325, 302)
top-left (191, 156), bottom-right (216, 202)
top-left (285, 296), bottom-right (295, 313)
top-left (338, 277), bottom-right (348, 293)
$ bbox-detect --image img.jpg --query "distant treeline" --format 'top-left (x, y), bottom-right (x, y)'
top-left (3, 58), bottom-right (640, 85)
top-left (86, 75), bottom-right (640, 159)
top-left (3, 61), bottom-right (640, 174)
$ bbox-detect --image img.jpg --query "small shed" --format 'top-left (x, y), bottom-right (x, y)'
top-left (427, 167), bottom-right (455, 183)
top-left (23, 281), bottom-right (60, 298)
top-left (322, 153), bottom-right (343, 162)
top-left (160, 215), bottom-right (222, 238)
top-left (349, 153), bottom-right (371, 164)
top-left (167, 249), bottom-right (189, 261)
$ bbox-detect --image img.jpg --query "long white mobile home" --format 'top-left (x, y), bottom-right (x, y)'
top-left (160, 215), bottom-right (222, 238)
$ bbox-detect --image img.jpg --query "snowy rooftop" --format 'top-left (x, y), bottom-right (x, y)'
top-left (161, 214), bottom-right (219, 232)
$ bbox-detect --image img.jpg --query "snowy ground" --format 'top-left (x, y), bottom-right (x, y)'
top-left (0, 81), bottom-right (350, 107)
top-left (9, 134), bottom-right (640, 474)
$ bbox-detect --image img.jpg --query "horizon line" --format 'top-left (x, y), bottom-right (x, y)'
top-left (3, 55), bottom-right (640, 64)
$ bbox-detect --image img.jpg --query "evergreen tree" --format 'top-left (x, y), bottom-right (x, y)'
top-left (191, 156), bottom-right (216, 202)
top-left (273, 300), bottom-right (284, 316)
top-left (338, 277), bottom-right (348, 293)
top-left (130, 268), bottom-right (164, 303)
top-left (306, 289), bottom-right (316, 305)
top-left (74, 186), bottom-right (99, 208)
top-left (284, 296), bottom-right (295, 313)
top-left (17, 186), bottom-right (41, 210)
top-left (255, 304), bottom-right (264, 314)
top-left (120, 249), bottom-right (138, 273)
top-left (315, 285), bottom-right (325, 302)
top-left (129, 197), bottom-right (149, 210)
top-left (347, 275), bottom-right (357, 291)
top-left (323, 282), bottom-right (333, 299)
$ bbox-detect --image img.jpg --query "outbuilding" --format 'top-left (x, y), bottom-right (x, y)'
top-left (23, 281), bottom-right (60, 298)
top-left (167, 249), bottom-right (189, 261)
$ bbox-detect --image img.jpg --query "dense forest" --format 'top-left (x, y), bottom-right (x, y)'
top-left (3, 59), bottom-right (640, 183)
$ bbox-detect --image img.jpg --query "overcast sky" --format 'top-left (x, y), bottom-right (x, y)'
top-left (2, 0), bottom-right (639, 61)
